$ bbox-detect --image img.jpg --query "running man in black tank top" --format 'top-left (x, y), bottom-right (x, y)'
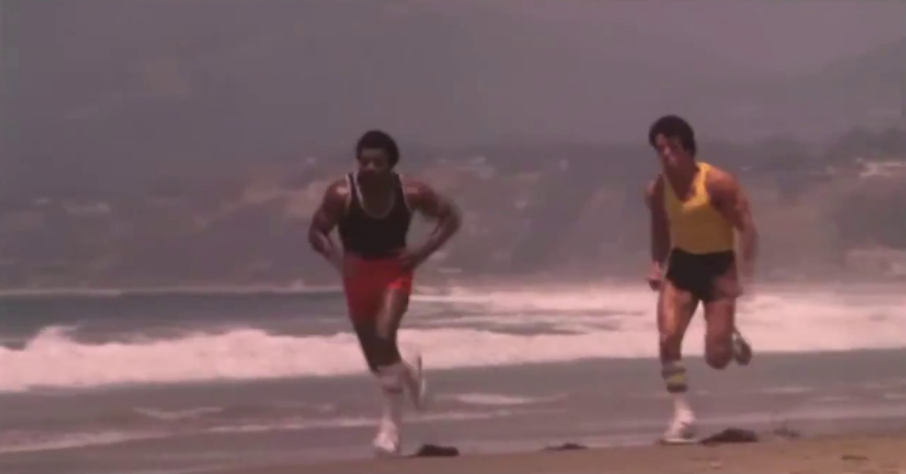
top-left (308, 130), bottom-right (462, 457)
top-left (337, 170), bottom-right (412, 260)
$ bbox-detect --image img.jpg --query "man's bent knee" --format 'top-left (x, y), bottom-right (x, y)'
top-left (703, 298), bottom-right (735, 370)
top-left (354, 326), bottom-right (397, 372)
top-left (705, 343), bottom-right (732, 369)
top-left (370, 334), bottom-right (401, 367)
top-left (360, 341), bottom-right (384, 373)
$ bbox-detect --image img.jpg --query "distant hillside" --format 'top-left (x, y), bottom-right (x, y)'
top-left (0, 126), bottom-right (903, 289)
top-left (721, 37), bottom-right (906, 139)
top-left (792, 37), bottom-right (904, 121)
top-left (3, 2), bottom-right (905, 289)
top-left (5, 2), bottom-right (903, 201)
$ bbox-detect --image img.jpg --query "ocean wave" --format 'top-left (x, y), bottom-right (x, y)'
top-left (0, 284), bottom-right (344, 300)
top-left (0, 288), bottom-right (903, 393)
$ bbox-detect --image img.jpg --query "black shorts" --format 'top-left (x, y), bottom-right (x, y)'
top-left (665, 248), bottom-right (740, 302)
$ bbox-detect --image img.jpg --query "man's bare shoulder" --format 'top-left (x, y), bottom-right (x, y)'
top-left (319, 177), bottom-right (352, 210)
top-left (401, 175), bottom-right (430, 191)
top-left (705, 165), bottom-right (742, 196)
top-left (324, 176), bottom-right (351, 197)
top-left (401, 175), bottom-right (456, 217)
top-left (400, 175), bottom-right (439, 201)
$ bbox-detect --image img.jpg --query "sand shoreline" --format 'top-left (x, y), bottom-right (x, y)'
top-left (197, 432), bottom-right (906, 474)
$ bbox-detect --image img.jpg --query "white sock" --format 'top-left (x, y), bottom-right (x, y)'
top-left (399, 345), bottom-right (421, 374)
top-left (376, 366), bottom-right (405, 428)
top-left (671, 392), bottom-right (693, 418)
top-left (381, 392), bottom-right (403, 429)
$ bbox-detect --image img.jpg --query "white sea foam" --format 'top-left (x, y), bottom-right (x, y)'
top-left (133, 406), bottom-right (226, 421)
top-left (1, 287), bottom-right (903, 393)
top-left (443, 392), bottom-right (566, 406)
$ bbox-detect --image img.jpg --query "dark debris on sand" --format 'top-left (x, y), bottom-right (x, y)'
top-left (411, 427), bottom-right (784, 459)
top-left (543, 442), bottom-right (589, 451)
top-left (841, 453), bottom-right (869, 461)
top-left (699, 428), bottom-right (759, 446)
top-left (410, 444), bottom-right (460, 457)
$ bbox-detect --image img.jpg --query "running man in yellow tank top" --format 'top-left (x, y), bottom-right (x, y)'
top-left (643, 115), bottom-right (760, 444)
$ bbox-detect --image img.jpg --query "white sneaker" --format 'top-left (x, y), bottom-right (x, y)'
top-left (373, 422), bottom-right (401, 457)
top-left (402, 351), bottom-right (429, 412)
top-left (661, 411), bottom-right (697, 444)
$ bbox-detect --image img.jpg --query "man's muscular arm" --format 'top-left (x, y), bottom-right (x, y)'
top-left (307, 179), bottom-right (348, 268)
top-left (402, 179), bottom-right (462, 269)
top-left (708, 169), bottom-right (759, 278)
top-left (644, 177), bottom-right (671, 290)
top-left (645, 177), bottom-right (671, 266)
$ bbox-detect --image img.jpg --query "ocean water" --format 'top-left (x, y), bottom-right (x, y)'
top-left (0, 283), bottom-right (904, 473)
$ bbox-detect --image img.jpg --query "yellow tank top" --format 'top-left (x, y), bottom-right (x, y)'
top-left (663, 161), bottom-right (735, 254)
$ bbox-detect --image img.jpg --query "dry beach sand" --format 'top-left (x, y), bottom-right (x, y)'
top-left (199, 432), bottom-right (906, 474)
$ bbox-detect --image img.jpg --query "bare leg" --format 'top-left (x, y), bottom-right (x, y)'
top-left (351, 289), bottom-right (408, 371)
top-left (351, 289), bottom-right (417, 457)
top-left (373, 289), bottom-right (409, 367)
top-left (703, 298), bottom-right (735, 370)
top-left (372, 289), bottom-right (426, 408)
top-left (657, 279), bottom-right (699, 442)
top-left (658, 280), bottom-right (698, 391)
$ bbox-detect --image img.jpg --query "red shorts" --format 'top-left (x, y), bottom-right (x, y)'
top-left (342, 255), bottom-right (414, 321)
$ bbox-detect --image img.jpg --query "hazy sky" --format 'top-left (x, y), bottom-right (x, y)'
top-left (1, 0), bottom-right (904, 184)
top-left (495, 0), bottom-right (906, 75)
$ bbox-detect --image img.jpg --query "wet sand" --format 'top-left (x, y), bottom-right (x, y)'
top-left (200, 433), bottom-right (906, 474)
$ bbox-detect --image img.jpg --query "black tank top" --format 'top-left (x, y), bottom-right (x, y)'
top-left (338, 172), bottom-right (413, 259)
